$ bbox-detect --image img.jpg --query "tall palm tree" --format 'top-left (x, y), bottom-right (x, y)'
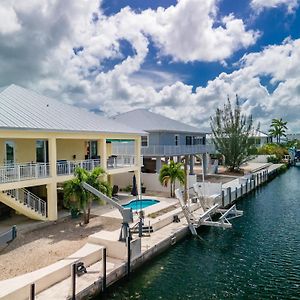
top-left (159, 160), bottom-right (185, 197)
top-left (269, 118), bottom-right (288, 143)
top-left (63, 167), bottom-right (111, 224)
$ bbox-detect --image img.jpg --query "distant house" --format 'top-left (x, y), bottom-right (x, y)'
top-left (112, 109), bottom-right (214, 174)
top-left (250, 130), bottom-right (272, 147)
top-left (207, 130), bottom-right (272, 148)
top-left (286, 133), bottom-right (300, 141)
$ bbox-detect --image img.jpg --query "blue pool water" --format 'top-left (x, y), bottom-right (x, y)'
top-left (122, 199), bottom-right (159, 210)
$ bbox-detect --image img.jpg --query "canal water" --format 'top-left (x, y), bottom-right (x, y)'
top-left (100, 168), bottom-right (300, 300)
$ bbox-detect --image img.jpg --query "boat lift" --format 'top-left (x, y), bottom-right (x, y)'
top-left (175, 188), bottom-right (243, 235)
top-left (82, 182), bottom-right (133, 242)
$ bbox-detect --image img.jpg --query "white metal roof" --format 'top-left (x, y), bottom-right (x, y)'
top-left (113, 109), bottom-right (205, 134)
top-left (0, 84), bottom-right (145, 135)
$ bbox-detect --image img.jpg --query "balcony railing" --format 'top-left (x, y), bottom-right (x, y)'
top-left (112, 143), bottom-right (215, 157)
top-left (0, 163), bottom-right (50, 184)
top-left (0, 156), bottom-right (138, 184)
top-left (57, 159), bottom-right (101, 176)
top-left (107, 155), bottom-right (136, 169)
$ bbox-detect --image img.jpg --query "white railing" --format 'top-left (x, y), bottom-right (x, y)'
top-left (112, 143), bottom-right (215, 156)
top-left (4, 188), bottom-right (47, 216)
top-left (0, 163), bottom-right (50, 184)
top-left (57, 159), bottom-right (101, 176)
top-left (142, 144), bottom-right (215, 156)
top-left (107, 155), bottom-right (137, 169)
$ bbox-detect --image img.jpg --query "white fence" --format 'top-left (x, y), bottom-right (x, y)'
top-left (113, 172), bottom-right (197, 194)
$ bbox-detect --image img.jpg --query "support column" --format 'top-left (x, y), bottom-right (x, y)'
top-left (135, 137), bottom-right (142, 198)
top-left (202, 153), bottom-right (208, 176)
top-left (47, 137), bottom-right (57, 220)
top-left (48, 137), bottom-right (57, 178)
top-left (189, 154), bottom-right (194, 175)
top-left (184, 155), bottom-right (189, 202)
top-left (177, 156), bottom-right (181, 163)
top-left (155, 157), bottom-right (162, 173)
top-left (47, 183), bottom-right (57, 220)
top-left (99, 139), bottom-right (107, 180)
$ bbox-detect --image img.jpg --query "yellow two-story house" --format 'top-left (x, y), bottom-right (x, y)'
top-left (0, 85), bottom-right (145, 221)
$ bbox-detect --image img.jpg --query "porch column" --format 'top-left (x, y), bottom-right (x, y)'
top-left (177, 156), bottom-right (181, 163)
top-left (156, 157), bottom-right (162, 173)
top-left (134, 137), bottom-right (142, 197)
top-left (47, 183), bottom-right (57, 220)
top-left (48, 137), bottom-right (57, 178)
top-left (99, 139), bottom-right (107, 170)
top-left (202, 153), bottom-right (208, 176)
top-left (189, 154), bottom-right (194, 175)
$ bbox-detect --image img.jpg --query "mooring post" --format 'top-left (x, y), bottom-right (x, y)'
top-left (246, 180), bottom-right (248, 193)
top-left (71, 263), bottom-right (76, 300)
top-left (221, 190), bottom-right (225, 207)
top-left (127, 236), bottom-right (131, 278)
top-left (102, 248), bottom-right (107, 293)
top-left (30, 283), bottom-right (35, 300)
top-left (228, 187), bottom-right (231, 204)
top-left (235, 187), bottom-right (238, 199)
top-left (241, 184), bottom-right (243, 196)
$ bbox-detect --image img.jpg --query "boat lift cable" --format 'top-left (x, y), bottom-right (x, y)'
top-left (81, 182), bottom-right (133, 242)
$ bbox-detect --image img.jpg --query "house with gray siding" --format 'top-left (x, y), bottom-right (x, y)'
top-left (112, 109), bottom-right (214, 174)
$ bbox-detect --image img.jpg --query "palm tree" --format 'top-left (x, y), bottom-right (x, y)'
top-left (63, 167), bottom-right (111, 224)
top-left (269, 118), bottom-right (288, 143)
top-left (159, 160), bottom-right (185, 197)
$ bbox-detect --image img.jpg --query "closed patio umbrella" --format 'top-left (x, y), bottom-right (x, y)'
top-left (131, 174), bottom-right (138, 196)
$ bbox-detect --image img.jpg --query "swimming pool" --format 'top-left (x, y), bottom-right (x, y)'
top-left (122, 199), bottom-right (159, 210)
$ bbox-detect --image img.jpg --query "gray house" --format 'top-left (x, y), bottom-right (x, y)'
top-left (112, 109), bottom-right (214, 174)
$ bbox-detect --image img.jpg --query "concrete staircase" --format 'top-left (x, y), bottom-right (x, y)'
top-left (0, 188), bottom-right (47, 221)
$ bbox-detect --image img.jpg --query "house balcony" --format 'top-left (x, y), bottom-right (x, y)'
top-left (0, 162), bottom-right (50, 184)
top-left (141, 144), bottom-right (215, 156)
top-left (112, 143), bottom-right (215, 157)
top-left (0, 156), bottom-right (139, 185)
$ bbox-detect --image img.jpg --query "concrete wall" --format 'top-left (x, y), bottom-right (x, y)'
top-left (56, 139), bottom-right (86, 161)
top-left (0, 138), bottom-right (36, 164)
top-left (248, 155), bottom-right (273, 163)
top-left (112, 172), bottom-right (197, 193)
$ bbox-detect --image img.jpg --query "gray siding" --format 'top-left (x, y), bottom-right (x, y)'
top-left (148, 131), bottom-right (206, 146)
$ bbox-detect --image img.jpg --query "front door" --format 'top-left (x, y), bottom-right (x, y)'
top-left (87, 141), bottom-right (98, 159)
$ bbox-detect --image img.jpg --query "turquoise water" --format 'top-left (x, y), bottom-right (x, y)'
top-left (100, 168), bottom-right (300, 299)
top-left (122, 199), bottom-right (159, 210)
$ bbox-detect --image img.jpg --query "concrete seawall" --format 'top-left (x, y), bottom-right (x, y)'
top-left (0, 163), bottom-right (286, 300)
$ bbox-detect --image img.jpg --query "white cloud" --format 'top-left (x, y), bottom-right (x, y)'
top-left (251, 0), bottom-right (299, 13)
top-left (0, 1), bottom-right (21, 34)
top-left (0, 0), bottom-right (299, 133)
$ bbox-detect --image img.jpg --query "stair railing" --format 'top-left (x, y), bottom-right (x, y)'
top-left (4, 188), bottom-right (47, 217)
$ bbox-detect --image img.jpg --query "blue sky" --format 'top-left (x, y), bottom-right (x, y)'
top-left (0, 0), bottom-right (300, 131)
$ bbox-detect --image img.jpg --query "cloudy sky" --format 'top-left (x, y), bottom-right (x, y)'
top-left (0, 0), bottom-right (300, 132)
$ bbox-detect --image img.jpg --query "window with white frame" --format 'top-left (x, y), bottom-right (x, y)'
top-left (141, 135), bottom-right (148, 147)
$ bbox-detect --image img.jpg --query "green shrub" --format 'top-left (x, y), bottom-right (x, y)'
top-left (267, 156), bottom-right (281, 164)
top-left (258, 143), bottom-right (288, 160)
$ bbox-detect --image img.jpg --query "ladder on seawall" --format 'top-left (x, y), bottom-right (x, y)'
top-left (175, 188), bottom-right (243, 235)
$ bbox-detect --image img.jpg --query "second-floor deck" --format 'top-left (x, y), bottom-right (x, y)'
top-left (112, 143), bottom-right (215, 157)
top-left (0, 155), bottom-right (137, 185)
